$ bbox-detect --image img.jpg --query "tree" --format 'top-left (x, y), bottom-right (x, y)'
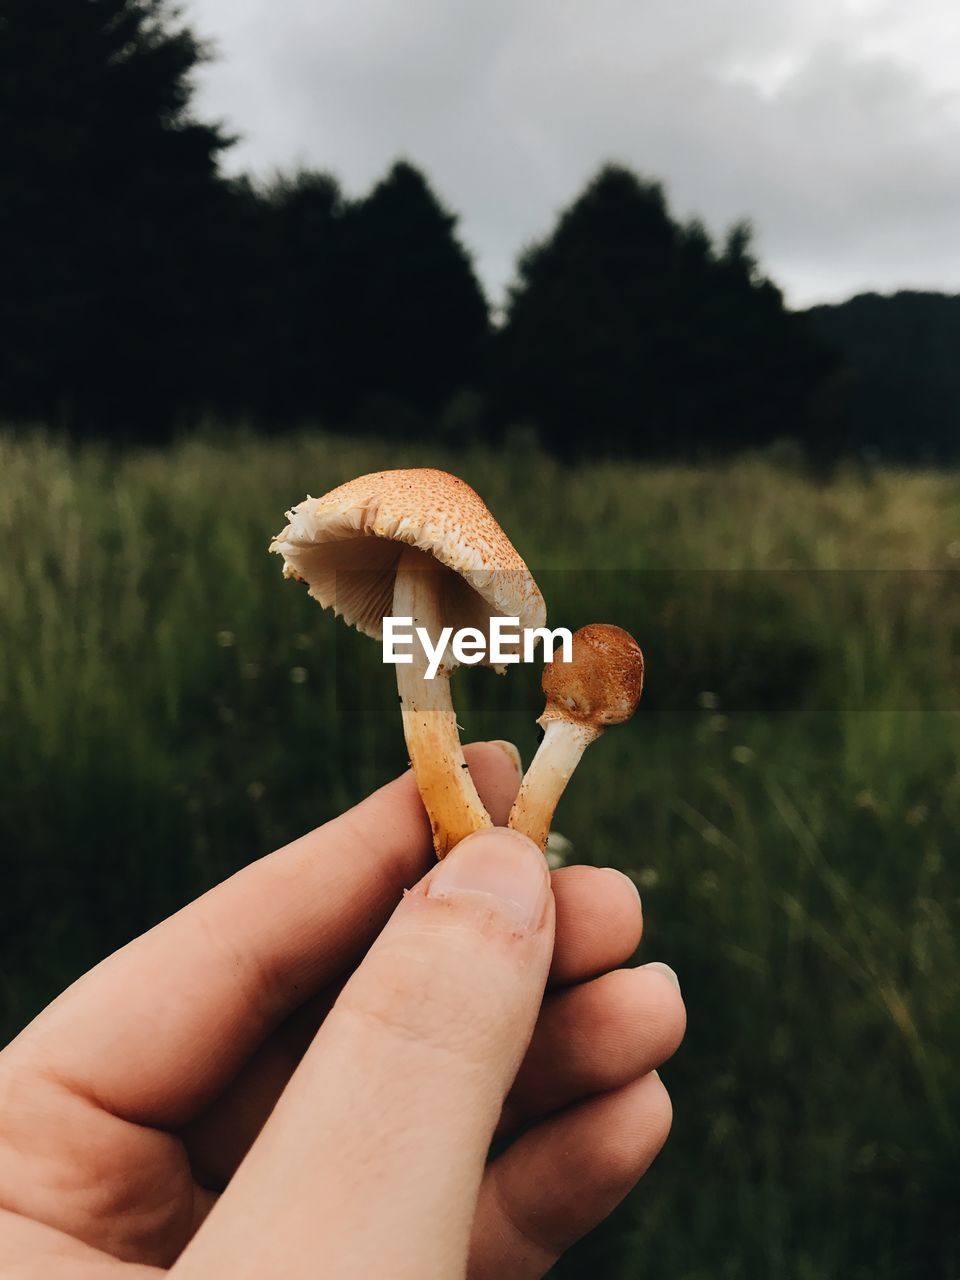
top-left (333, 161), bottom-right (490, 431)
top-left (249, 170), bottom-right (347, 424)
top-left (806, 291), bottom-right (960, 462)
top-left (495, 165), bottom-right (837, 459)
top-left (0, 0), bottom-right (237, 432)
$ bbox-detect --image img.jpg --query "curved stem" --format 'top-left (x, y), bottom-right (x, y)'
top-left (508, 718), bottom-right (598, 851)
top-left (394, 547), bottom-right (492, 858)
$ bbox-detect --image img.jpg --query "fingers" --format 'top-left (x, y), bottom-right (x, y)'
top-left (470, 1072), bottom-right (674, 1280)
top-left (174, 829), bottom-right (555, 1280)
top-left (499, 963), bottom-right (685, 1136)
top-left (184, 987), bottom-right (339, 1189)
top-left (184, 861), bottom-right (648, 1188)
top-left (473, 741), bottom-right (525, 825)
top-left (11, 742), bottom-right (521, 1129)
top-left (548, 865), bottom-right (644, 986)
top-left (0, 1207), bottom-right (162, 1279)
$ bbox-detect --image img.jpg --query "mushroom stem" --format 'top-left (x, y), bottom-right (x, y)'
top-left (508, 719), bottom-right (599, 851)
top-left (508, 623), bottom-right (645, 852)
top-left (393, 547), bottom-right (492, 857)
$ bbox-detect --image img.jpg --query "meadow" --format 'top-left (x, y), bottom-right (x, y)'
top-left (1, 429), bottom-right (958, 1278)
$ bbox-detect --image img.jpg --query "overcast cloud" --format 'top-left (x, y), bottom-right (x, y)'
top-left (184, 0), bottom-right (960, 309)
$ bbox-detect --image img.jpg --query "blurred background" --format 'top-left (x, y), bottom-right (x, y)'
top-left (1, 2), bottom-right (958, 1277)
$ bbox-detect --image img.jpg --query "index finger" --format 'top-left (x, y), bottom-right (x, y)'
top-left (9, 742), bottom-right (522, 1128)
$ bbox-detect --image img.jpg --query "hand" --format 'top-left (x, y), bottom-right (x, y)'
top-left (0, 742), bottom-right (685, 1278)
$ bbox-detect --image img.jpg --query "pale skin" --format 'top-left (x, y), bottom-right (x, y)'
top-left (0, 743), bottom-right (686, 1279)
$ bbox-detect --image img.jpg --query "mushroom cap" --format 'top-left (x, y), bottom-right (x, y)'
top-left (541, 624), bottom-right (644, 730)
top-left (269, 469), bottom-right (546, 662)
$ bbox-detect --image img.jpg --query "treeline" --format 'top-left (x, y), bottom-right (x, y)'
top-left (1, 0), bottom-right (956, 461)
top-left (805, 292), bottom-right (960, 464)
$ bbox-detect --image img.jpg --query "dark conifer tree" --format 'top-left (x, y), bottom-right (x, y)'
top-left (0, 0), bottom-right (237, 432)
top-left (251, 170), bottom-right (346, 423)
top-left (806, 291), bottom-right (960, 462)
top-left (495, 165), bottom-right (837, 459)
top-left (334, 161), bottom-right (490, 430)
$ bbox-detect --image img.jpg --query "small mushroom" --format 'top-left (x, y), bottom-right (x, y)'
top-left (509, 624), bottom-right (644, 850)
top-left (269, 469), bottom-right (545, 857)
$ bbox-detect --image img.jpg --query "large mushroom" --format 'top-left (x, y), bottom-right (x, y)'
top-left (509, 624), bottom-right (644, 851)
top-left (269, 469), bottom-right (546, 857)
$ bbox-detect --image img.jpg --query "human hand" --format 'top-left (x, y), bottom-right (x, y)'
top-left (0, 742), bottom-right (685, 1278)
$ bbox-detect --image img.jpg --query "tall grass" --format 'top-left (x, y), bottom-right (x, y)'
top-left (1, 430), bottom-right (958, 1278)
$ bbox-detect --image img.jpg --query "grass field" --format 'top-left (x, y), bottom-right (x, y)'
top-left (1, 429), bottom-right (958, 1278)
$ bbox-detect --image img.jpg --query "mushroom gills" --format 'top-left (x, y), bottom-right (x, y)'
top-left (269, 469), bottom-right (548, 860)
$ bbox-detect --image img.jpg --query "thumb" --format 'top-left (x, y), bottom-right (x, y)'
top-left (176, 828), bottom-right (555, 1280)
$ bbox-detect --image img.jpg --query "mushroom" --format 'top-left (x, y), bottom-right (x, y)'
top-left (269, 469), bottom-right (546, 857)
top-left (509, 624), bottom-right (644, 851)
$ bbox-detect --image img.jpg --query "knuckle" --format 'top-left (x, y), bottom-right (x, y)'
top-left (339, 940), bottom-right (514, 1071)
top-left (488, 1161), bottom-right (563, 1269)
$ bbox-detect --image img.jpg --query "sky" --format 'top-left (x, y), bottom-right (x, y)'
top-left (185, 0), bottom-right (960, 310)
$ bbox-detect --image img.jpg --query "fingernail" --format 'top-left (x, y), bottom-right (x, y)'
top-left (602, 867), bottom-right (642, 907)
top-left (642, 961), bottom-right (681, 993)
top-left (428, 828), bottom-right (549, 930)
top-left (488, 739), bottom-right (522, 778)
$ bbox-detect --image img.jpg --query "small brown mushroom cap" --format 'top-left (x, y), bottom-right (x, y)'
top-left (541, 624), bottom-right (644, 729)
top-left (269, 469), bottom-right (545, 667)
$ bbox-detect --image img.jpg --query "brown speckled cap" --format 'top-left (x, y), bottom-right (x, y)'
top-left (541, 624), bottom-right (644, 728)
top-left (269, 469), bottom-right (546, 658)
